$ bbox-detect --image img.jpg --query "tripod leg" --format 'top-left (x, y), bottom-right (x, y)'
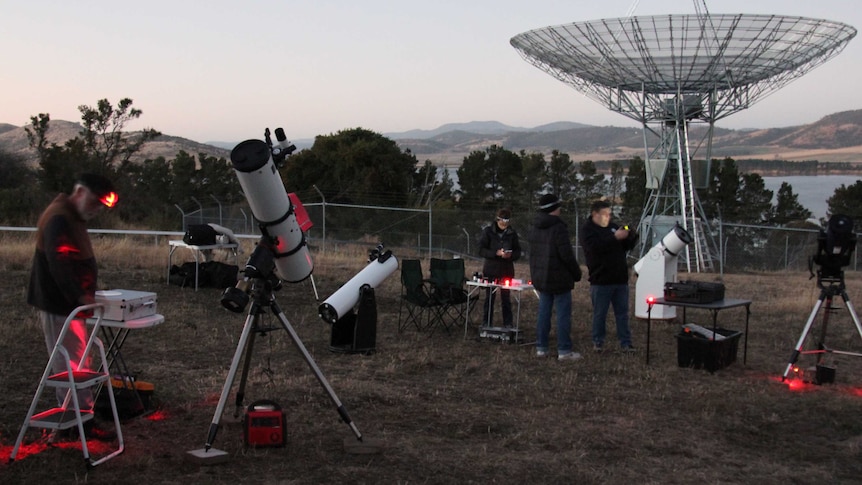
top-left (270, 299), bottom-right (364, 441)
top-left (814, 294), bottom-right (836, 365)
top-left (841, 291), bottom-right (862, 343)
top-left (203, 311), bottom-right (258, 451)
top-left (783, 294), bottom-right (826, 380)
top-left (233, 327), bottom-right (258, 418)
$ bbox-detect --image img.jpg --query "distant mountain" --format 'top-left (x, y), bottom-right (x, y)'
top-left (395, 110), bottom-right (862, 164)
top-left (205, 138), bottom-right (315, 152)
top-left (385, 120), bottom-right (590, 140)
top-left (0, 120), bottom-right (230, 166)
top-left (5, 111), bottom-right (862, 168)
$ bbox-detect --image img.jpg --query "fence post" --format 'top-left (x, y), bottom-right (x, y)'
top-left (313, 185), bottom-right (326, 255)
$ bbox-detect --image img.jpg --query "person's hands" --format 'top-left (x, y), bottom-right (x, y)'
top-left (614, 228), bottom-right (629, 240)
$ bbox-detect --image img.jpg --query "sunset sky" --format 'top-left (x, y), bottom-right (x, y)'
top-left (2, 0), bottom-right (860, 143)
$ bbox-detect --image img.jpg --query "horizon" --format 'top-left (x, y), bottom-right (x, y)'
top-left (2, 1), bottom-right (860, 144)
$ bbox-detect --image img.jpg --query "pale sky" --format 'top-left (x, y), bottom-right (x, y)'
top-left (2, 0), bottom-right (860, 143)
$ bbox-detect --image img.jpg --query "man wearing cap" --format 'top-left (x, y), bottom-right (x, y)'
top-left (527, 193), bottom-right (583, 361)
top-left (28, 173), bottom-right (118, 416)
top-left (477, 207), bottom-right (522, 328)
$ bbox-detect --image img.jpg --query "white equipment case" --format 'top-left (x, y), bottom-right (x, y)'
top-left (95, 289), bottom-right (158, 321)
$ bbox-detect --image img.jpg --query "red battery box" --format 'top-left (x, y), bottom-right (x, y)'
top-left (243, 400), bottom-right (286, 447)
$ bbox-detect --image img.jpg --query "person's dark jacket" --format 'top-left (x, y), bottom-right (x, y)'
top-left (478, 224), bottom-right (522, 278)
top-left (527, 212), bottom-right (581, 294)
top-left (28, 194), bottom-right (98, 315)
top-left (579, 217), bottom-right (638, 285)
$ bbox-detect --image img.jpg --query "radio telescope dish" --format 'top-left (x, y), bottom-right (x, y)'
top-left (511, 12), bottom-right (856, 271)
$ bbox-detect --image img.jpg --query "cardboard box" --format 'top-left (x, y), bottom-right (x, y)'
top-left (95, 289), bottom-right (158, 321)
top-left (675, 327), bottom-right (741, 372)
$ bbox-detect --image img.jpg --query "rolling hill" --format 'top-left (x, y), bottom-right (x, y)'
top-left (4, 111), bottom-right (862, 169)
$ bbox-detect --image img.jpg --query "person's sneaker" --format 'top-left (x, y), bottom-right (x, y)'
top-left (593, 343), bottom-right (604, 353)
top-left (620, 345), bottom-right (637, 353)
top-left (536, 350), bottom-right (548, 358)
top-left (558, 352), bottom-right (583, 361)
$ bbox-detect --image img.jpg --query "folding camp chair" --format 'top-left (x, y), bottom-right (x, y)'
top-left (428, 258), bottom-right (477, 335)
top-left (398, 259), bottom-right (442, 332)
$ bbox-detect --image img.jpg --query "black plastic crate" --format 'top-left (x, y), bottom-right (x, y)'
top-left (675, 327), bottom-right (741, 372)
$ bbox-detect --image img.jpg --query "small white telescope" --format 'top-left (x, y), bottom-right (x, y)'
top-left (633, 223), bottom-right (693, 319)
top-left (319, 249), bottom-right (398, 324)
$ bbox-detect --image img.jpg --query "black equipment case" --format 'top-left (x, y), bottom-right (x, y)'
top-left (664, 280), bottom-right (725, 304)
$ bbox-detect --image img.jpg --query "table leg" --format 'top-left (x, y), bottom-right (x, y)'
top-left (167, 246), bottom-right (178, 284)
top-left (646, 304), bottom-right (652, 364)
top-left (193, 250), bottom-right (201, 291)
top-left (744, 304), bottom-right (751, 365)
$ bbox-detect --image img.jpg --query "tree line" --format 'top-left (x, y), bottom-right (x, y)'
top-left (2, 97), bottom-right (861, 245)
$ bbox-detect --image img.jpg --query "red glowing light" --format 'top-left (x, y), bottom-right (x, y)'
top-left (646, 295), bottom-right (656, 304)
top-left (145, 409), bottom-right (170, 421)
top-left (504, 279), bottom-right (511, 287)
top-left (56, 244), bottom-right (80, 255)
top-left (100, 191), bottom-right (118, 208)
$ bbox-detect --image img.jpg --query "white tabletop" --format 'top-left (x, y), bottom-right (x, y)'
top-left (87, 313), bottom-right (165, 329)
top-left (467, 280), bottom-right (534, 291)
top-left (169, 240), bottom-right (237, 251)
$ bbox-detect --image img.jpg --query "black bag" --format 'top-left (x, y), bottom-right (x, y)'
top-left (183, 224), bottom-right (218, 246)
top-left (201, 261), bottom-right (239, 288)
top-left (169, 262), bottom-right (198, 287)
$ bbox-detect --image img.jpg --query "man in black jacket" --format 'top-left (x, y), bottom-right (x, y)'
top-left (580, 199), bottom-right (638, 353)
top-left (528, 194), bottom-right (583, 361)
top-left (477, 208), bottom-right (522, 327)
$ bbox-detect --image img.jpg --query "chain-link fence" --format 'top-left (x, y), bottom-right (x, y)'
top-left (178, 198), bottom-right (855, 274)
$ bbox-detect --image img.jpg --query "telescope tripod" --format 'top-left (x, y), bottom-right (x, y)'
top-left (202, 278), bottom-right (363, 452)
top-left (782, 272), bottom-right (862, 381)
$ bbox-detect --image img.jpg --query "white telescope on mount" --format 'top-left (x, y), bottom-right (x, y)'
top-left (634, 224), bottom-right (693, 319)
top-left (318, 249), bottom-right (398, 325)
top-left (229, 137), bottom-right (312, 283)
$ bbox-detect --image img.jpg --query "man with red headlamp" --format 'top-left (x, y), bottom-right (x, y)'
top-left (27, 173), bottom-right (118, 433)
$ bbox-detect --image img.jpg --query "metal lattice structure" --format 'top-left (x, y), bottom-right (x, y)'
top-left (511, 12), bottom-right (856, 271)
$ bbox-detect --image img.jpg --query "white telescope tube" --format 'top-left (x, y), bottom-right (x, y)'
top-left (230, 139), bottom-right (313, 283)
top-left (319, 255), bottom-right (398, 324)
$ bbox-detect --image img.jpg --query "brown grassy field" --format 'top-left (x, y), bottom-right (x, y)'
top-left (2, 233), bottom-right (862, 484)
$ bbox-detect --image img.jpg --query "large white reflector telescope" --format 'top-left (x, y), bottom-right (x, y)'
top-left (230, 139), bottom-right (313, 283)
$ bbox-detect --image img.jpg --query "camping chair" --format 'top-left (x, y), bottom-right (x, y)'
top-left (398, 259), bottom-right (441, 332)
top-left (428, 258), bottom-right (477, 335)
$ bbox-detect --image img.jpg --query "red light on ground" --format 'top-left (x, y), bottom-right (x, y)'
top-left (786, 378), bottom-right (810, 392)
top-left (845, 387), bottom-right (862, 397)
top-left (504, 279), bottom-right (511, 287)
top-left (1, 434), bottom-right (115, 462)
top-left (1, 441), bottom-right (48, 461)
top-left (146, 409), bottom-right (170, 421)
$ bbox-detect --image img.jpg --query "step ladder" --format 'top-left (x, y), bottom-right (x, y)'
top-left (9, 303), bottom-right (124, 467)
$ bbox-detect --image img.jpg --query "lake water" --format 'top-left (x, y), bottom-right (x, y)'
top-left (762, 175), bottom-right (860, 219)
top-left (445, 168), bottom-right (859, 219)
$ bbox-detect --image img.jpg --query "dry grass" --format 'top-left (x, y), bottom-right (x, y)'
top-left (2, 233), bottom-right (862, 484)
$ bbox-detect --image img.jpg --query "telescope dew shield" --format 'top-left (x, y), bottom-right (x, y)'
top-left (660, 224), bottom-right (694, 257)
top-left (230, 139), bottom-right (313, 283)
top-left (319, 255), bottom-right (399, 324)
